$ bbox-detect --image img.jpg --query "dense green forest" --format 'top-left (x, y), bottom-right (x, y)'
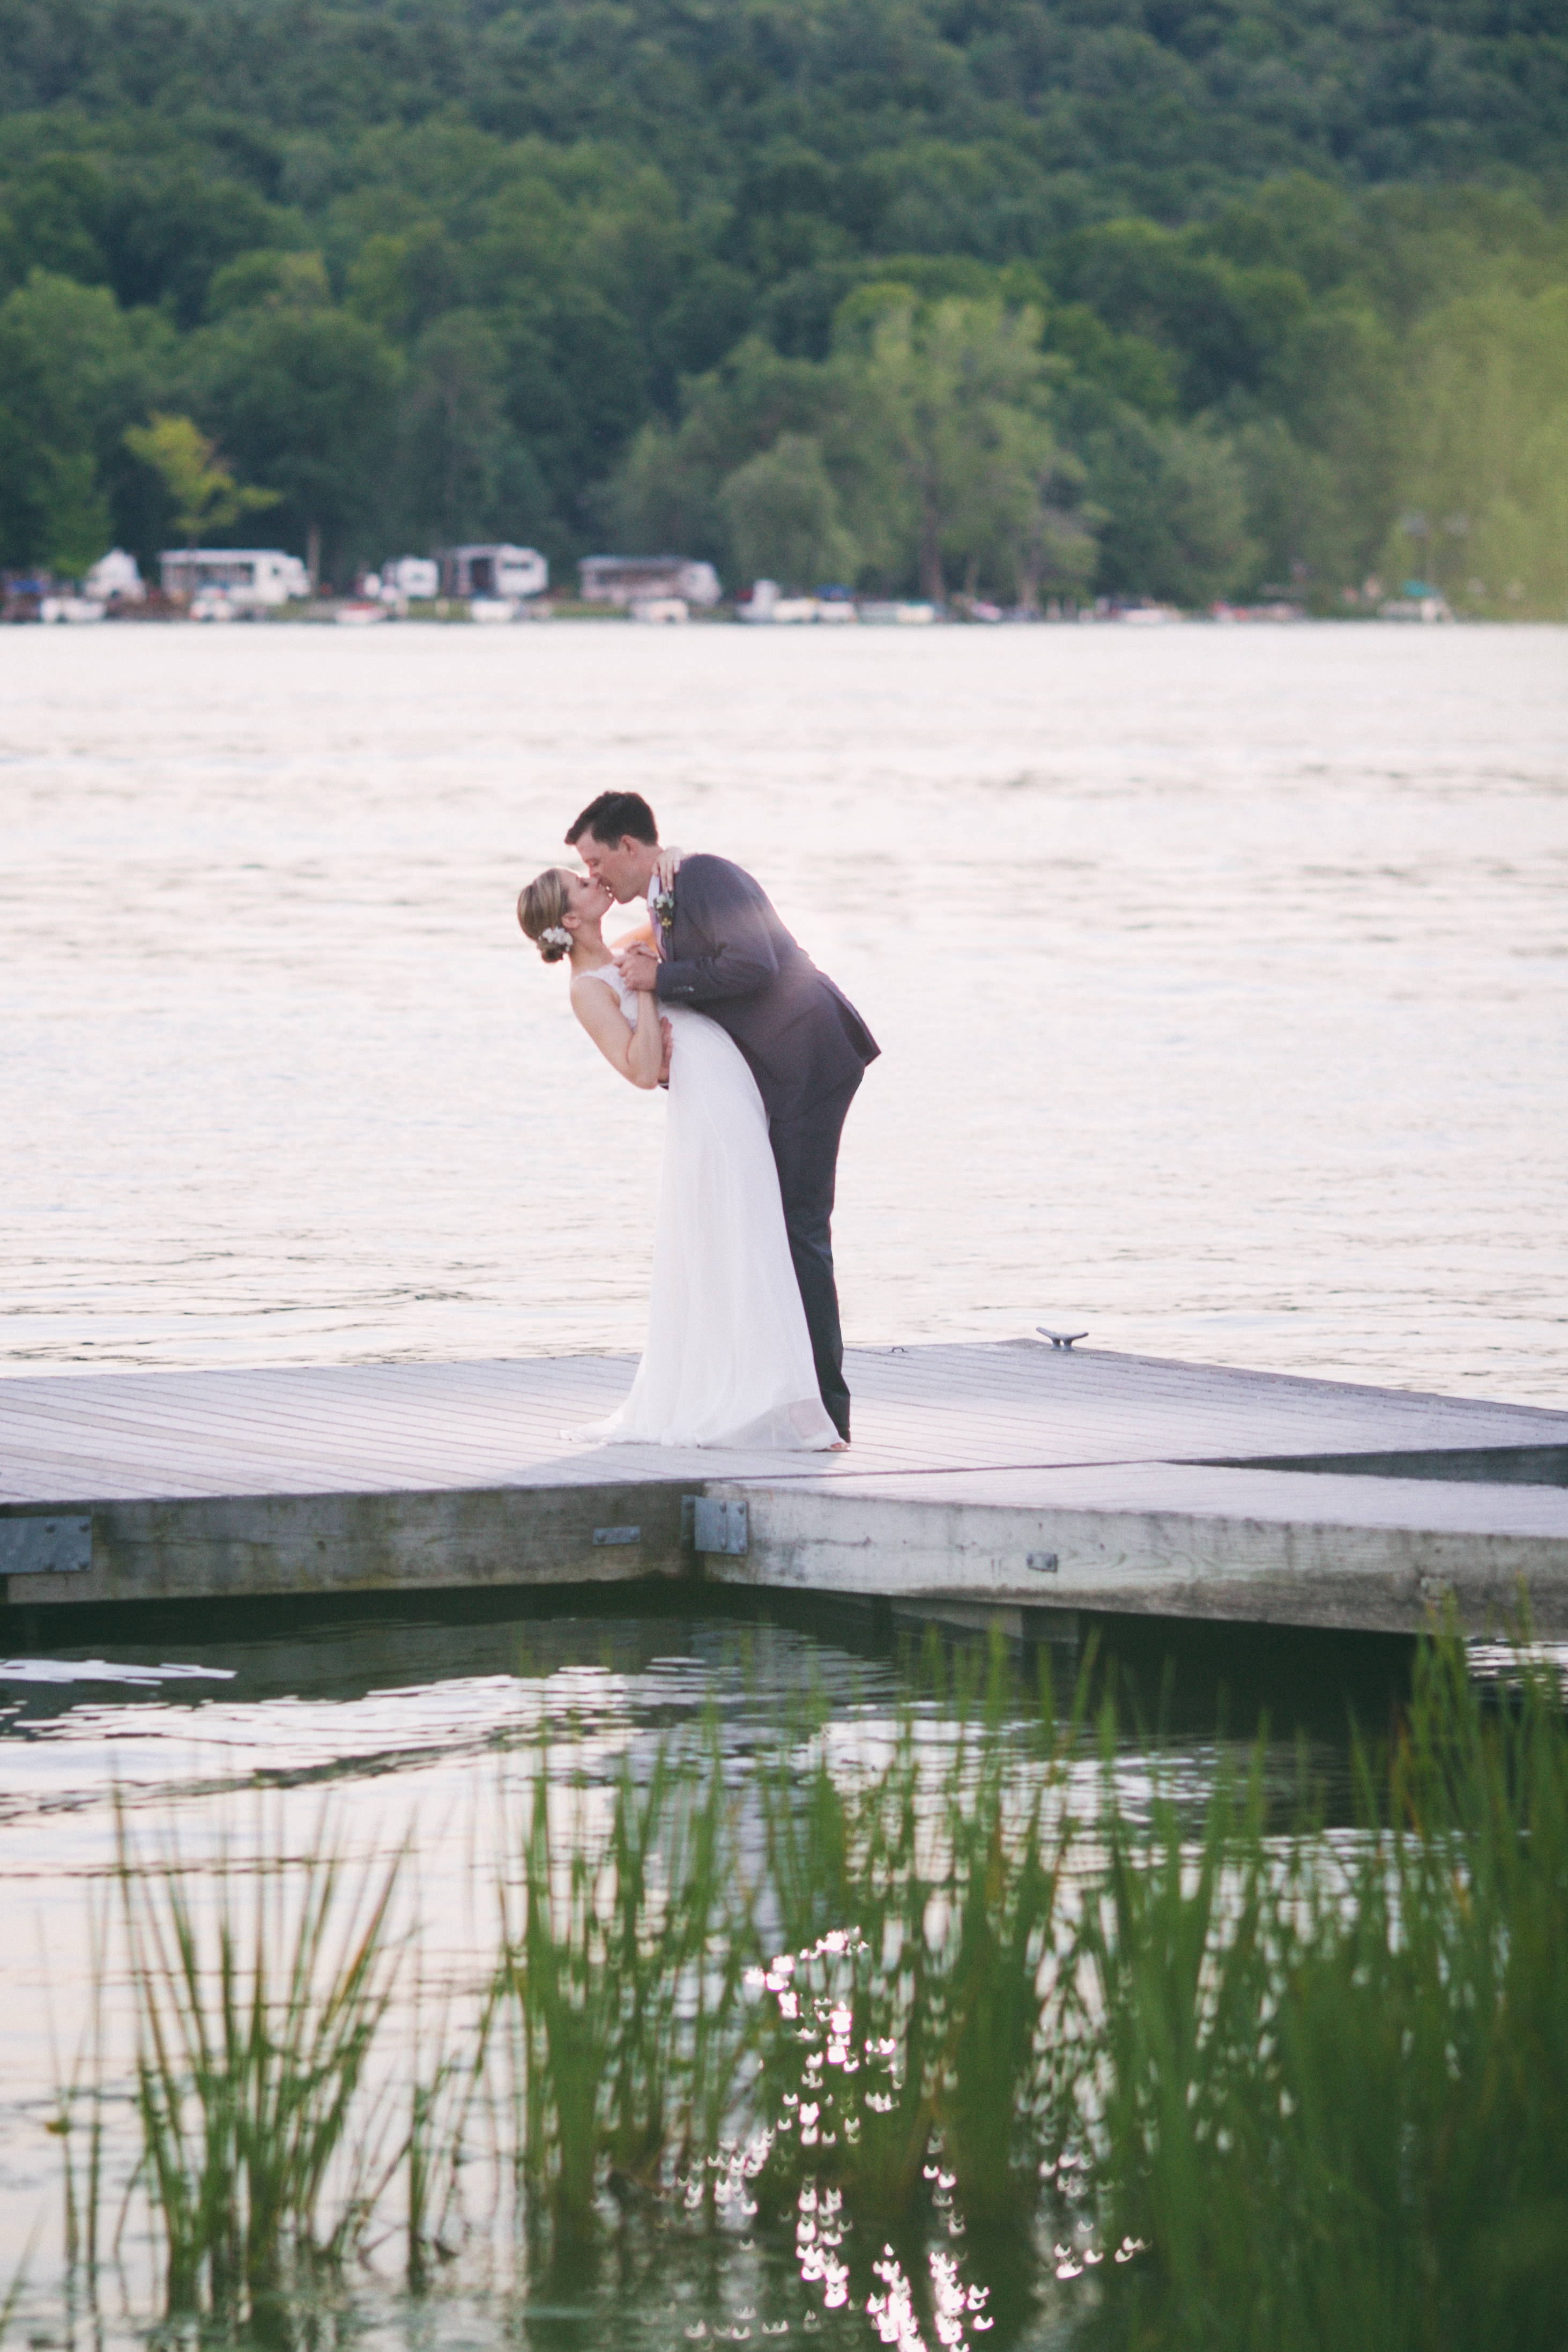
top-left (2, 0), bottom-right (1565, 607)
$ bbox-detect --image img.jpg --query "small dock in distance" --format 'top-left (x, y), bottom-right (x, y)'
top-left (3, 1341), bottom-right (1567, 1637)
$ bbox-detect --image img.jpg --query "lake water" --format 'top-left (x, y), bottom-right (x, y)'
top-left (3, 619), bottom-right (1565, 1396)
top-left (2, 619), bottom-right (1566, 2344)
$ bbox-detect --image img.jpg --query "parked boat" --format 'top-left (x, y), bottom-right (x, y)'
top-left (39, 596), bottom-right (107, 624)
top-left (857, 600), bottom-right (938, 625)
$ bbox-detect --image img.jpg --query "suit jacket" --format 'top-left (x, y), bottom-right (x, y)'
top-left (653, 854), bottom-right (879, 1122)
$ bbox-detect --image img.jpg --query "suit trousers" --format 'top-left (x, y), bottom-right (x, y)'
top-left (767, 1067), bottom-right (864, 1441)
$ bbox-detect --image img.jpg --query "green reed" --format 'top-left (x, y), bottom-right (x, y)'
top-left (402, 1971), bottom-right (477, 2290)
top-left (113, 1798), bottom-right (405, 2316)
top-left (38, 1628), bottom-right (1568, 2350)
top-left (45, 1889), bottom-right (108, 2291)
top-left (0, 2235), bottom-right (34, 2347)
top-left (749, 1641), bottom-right (1078, 2227)
top-left (1076, 1630), bottom-right (1568, 2352)
top-left (490, 1713), bottom-right (754, 2237)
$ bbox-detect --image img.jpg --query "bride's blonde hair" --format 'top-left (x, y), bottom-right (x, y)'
top-left (517, 868), bottom-right (575, 963)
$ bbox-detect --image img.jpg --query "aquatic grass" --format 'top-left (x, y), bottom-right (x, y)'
top-left (601, 1716), bottom-right (754, 2184)
top-left (750, 1711), bottom-right (941, 2224)
top-left (1073, 1730), bottom-right (1293, 2329)
top-left (750, 1638), bottom-right (1080, 2228)
top-left (937, 1706), bottom-right (1076, 2226)
top-left (493, 1714), bottom-right (754, 2238)
top-left (0, 2228), bottom-right (38, 2347)
top-left (44, 1889), bottom-right (109, 2293)
top-left (506, 1761), bottom-right (637, 2234)
top-left (1078, 1629), bottom-right (1568, 2352)
top-left (114, 1798), bottom-right (404, 2315)
top-left (401, 1975), bottom-right (478, 2289)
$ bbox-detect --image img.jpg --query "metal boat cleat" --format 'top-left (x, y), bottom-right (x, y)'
top-left (1037, 1325), bottom-right (1088, 1351)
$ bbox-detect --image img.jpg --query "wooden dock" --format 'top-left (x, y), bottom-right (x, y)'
top-left (3, 1341), bottom-right (1566, 1636)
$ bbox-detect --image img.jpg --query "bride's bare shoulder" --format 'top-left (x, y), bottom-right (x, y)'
top-left (570, 965), bottom-right (623, 1017)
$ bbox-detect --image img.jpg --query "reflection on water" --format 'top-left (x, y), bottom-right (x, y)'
top-left (0, 1598), bottom-right (1407, 2350)
top-left (2, 621), bottom-right (1565, 1398)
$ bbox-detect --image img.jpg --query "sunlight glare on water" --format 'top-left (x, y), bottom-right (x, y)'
top-left (2, 619), bottom-right (1565, 1397)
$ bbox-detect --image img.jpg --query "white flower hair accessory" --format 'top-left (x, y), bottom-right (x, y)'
top-left (539, 925), bottom-right (571, 949)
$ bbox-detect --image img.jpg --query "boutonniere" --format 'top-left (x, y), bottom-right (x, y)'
top-left (651, 885), bottom-right (676, 933)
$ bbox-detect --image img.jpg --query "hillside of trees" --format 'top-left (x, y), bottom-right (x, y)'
top-left (2, 0), bottom-right (1565, 609)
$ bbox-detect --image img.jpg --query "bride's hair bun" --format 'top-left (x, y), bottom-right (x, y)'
top-left (517, 867), bottom-right (574, 963)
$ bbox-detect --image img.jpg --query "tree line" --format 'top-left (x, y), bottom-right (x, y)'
top-left (1, 0), bottom-right (1565, 610)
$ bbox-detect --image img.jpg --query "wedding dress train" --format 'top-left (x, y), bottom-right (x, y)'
top-left (578, 971), bottom-right (840, 1451)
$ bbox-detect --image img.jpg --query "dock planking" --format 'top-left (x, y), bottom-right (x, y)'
top-left (3, 1341), bottom-right (1567, 1635)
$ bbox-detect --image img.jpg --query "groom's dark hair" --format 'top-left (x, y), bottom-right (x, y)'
top-left (566, 791), bottom-right (658, 848)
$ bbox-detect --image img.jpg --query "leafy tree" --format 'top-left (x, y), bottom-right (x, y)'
top-left (1265, 298), bottom-right (1407, 581)
top-left (722, 145), bottom-right (858, 283)
top-left (591, 333), bottom-right (840, 569)
top-left (1051, 219), bottom-right (1311, 412)
top-left (103, 169), bottom-right (300, 325)
top-left (398, 307), bottom-right (549, 549)
top-left (4, 0), bottom-right (1565, 193)
top-left (1387, 285), bottom-right (1568, 614)
top-left (1230, 416), bottom-right (1353, 605)
top-left (1043, 304), bottom-right (1178, 419)
top-left (346, 225), bottom-right (467, 343)
top-left (1087, 409), bottom-right (1255, 605)
top-left (121, 412), bottom-right (279, 543)
top-left (846, 295), bottom-right (1056, 599)
top-left (646, 259), bottom-right (755, 399)
top-left (718, 433), bottom-right (858, 590)
top-left (608, 293), bottom-right (1094, 601)
top-left (50, 449), bottom-right (112, 574)
top-left (1, 159), bottom-right (111, 288)
top-left (497, 285), bottom-right (650, 535)
top-left (191, 306), bottom-right (402, 581)
top-left (0, 269), bottom-right (149, 571)
top-left (206, 249), bottom-right (331, 319)
top-left (1012, 455), bottom-right (1099, 611)
top-left (593, 418), bottom-right (725, 568)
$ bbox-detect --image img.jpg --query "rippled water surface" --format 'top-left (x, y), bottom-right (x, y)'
top-left (3, 620), bottom-right (1565, 1394)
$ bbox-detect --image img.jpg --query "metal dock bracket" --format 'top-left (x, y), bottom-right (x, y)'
top-left (683, 1497), bottom-right (749, 1557)
top-left (0, 1516), bottom-right (93, 1576)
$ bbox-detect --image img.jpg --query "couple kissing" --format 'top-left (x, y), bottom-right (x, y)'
top-left (518, 791), bottom-right (878, 1451)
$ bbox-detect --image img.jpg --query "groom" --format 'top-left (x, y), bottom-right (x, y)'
top-left (566, 790), bottom-right (878, 1444)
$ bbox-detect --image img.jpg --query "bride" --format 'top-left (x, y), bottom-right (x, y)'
top-left (517, 861), bottom-right (842, 1451)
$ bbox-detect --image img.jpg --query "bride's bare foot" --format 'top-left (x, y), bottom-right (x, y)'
top-left (829, 1437), bottom-right (850, 1451)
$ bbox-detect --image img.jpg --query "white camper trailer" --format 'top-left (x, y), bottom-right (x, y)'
top-left (437, 545), bottom-right (548, 600)
top-left (160, 550), bottom-right (311, 610)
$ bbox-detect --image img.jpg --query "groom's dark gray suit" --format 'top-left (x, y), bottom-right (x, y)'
top-left (653, 855), bottom-right (878, 1440)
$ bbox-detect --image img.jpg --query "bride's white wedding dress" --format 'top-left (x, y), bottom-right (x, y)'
top-left (577, 968), bottom-right (840, 1451)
